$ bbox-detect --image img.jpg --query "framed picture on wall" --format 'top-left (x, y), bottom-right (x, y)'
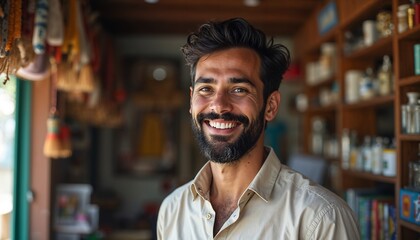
top-left (114, 58), bottom-right (185, 177)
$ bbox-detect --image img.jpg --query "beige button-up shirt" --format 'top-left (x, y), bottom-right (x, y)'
top-left (157, 148), bottom-right (360, 239)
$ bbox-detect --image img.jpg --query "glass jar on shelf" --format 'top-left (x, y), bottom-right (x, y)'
top-left (402, 92), bottom-right (420, 134)
top-left (409, 143), bottom-right (420, 190)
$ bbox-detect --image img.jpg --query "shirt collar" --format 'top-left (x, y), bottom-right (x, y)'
top-left (247, 147), bottom-right (282, 202)
top-left (190, 147), bottom-right (282, 202)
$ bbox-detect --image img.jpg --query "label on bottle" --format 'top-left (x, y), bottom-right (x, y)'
top-left (382, 149), bottom-right (396, 177)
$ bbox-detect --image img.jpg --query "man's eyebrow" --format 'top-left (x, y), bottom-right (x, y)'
top-left (229, 77), bottom-right (256, 87)
top-left (194, 77), bottom-right (214, 84)
top-left (193, 77), bottom-right (256, 88)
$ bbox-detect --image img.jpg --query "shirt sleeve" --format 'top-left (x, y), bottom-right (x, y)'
top-left (307, 204), bottom-right (361, 240)
top-left (156, 199), bottom-right (167, 240)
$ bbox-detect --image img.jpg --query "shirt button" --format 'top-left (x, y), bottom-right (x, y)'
top-left (206, 213), bottom-right (212, 220)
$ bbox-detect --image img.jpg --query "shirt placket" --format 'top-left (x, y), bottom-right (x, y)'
top-left (214, 190), bottom-right (254, 239)
top-left (203, 197), bottom-right (215, 239)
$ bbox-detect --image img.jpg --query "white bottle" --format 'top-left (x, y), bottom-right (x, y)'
top-left (362, 136), bottom-right (373, 171)
top-left (406, 92), bottom-right (420, 134)
top-left (372, 137), bottom-right (384, 175)
top-left (359, 68), bottom-right (376, 100)
top-left (341, 129), bottom-right (350, 169)
top-left (382, 138), bottom-right (396, 177)
top-left (377, 55), bottom-right (393, 96)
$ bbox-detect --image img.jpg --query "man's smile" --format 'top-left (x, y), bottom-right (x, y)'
top-left (207, 120), bottom-right (238, 129)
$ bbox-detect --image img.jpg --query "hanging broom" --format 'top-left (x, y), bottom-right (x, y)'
top-left (43, 112), bottom-right (62, 158)
top-left (43, 55), bottom-right (62, 158)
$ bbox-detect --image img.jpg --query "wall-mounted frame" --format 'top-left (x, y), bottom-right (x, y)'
top-left (114, 58), bottom-right (184, 177)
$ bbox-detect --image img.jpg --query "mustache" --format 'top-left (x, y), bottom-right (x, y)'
top-left (197, 112), bottom-right (249, 125)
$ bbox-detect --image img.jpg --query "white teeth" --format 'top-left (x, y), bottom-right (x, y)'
top-left (209, 121), bottom-right (236, 129)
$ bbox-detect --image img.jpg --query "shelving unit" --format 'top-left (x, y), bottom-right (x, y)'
top-left (295, 0), bottom-right (420, 239)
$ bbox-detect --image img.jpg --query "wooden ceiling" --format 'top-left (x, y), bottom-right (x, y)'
top-left (92, 0), bottom-right (320, 37)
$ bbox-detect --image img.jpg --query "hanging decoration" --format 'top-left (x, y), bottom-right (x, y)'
top-left (0, 0), bottom-right (125, 128)
top-left (43, 53), bottom-right (72, 159)
top-left (0, 0), bottom-right (26, 84)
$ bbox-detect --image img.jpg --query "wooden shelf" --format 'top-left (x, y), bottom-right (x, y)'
top-left (306, 27), bottom-right (339, 54)
top-left (340, 0), bottom-right (393, 30)
top-left (400, 134), bottom-right (420, 141)
top-left (296, 1), bottom-right (420, 237)
top-left (398, 24), bottom-right (420, 41)
top-left (306, 75), bottom-right (337, 89)
top-left (306, 104), bottom-right (338, 114)
top-left (342, 95), bottom-right (394, 109)
top-left (400, 220), bottom-right (420, 233)
top-left (344, 36), bottom-right (393, 60)
top-left (399, 76), bottom-right (420, 87)
top-left (343, 169), bottom-right (396, 184)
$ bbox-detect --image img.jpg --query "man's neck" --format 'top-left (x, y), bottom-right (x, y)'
top-left (209, 143), bottom-right (266, 200)
top-left (209, 142), bottom-right (267, 235)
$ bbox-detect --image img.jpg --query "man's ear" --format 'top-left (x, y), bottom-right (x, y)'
top-left (265, 91), bottom-right (280, 121)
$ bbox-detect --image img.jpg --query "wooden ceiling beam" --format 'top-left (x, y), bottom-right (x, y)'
top-left (102, 19), bottom-right (300, 36)
top-left (97, 0), bottom-right (318, 9)
top-left (99, 7), bottom-right (306, 24)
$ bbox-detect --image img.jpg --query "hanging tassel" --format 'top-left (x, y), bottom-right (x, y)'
top-left (43, 54), bottom-right (64, 158)
top-left (78, 63), bottom-right (94, 92)
top-left (43, 113), bottom-right (62, 158)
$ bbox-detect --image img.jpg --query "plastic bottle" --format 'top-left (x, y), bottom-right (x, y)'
top-left (405, 92), bottom-right (420, 134)
top-left (341, 129), bottom-right (350, 169)
top-left (409, 143), bottom-right (420, 189)
top-left (371, 137), bottom-right (384, 175)
top-left (377, 55), bottom-right (393, 96)
top-left (362, 136), bottom-right (373, 171)
top-left (382, 138), bottom-right (396, 177)
top-left (359, 68), bottom-right (376, 100)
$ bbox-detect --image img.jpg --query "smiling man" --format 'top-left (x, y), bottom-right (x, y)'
top-left (157, 18), bottom-right (360, 240)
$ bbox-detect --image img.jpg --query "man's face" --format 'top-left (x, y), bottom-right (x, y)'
top-left (189, 47), bottom-right (267, 163)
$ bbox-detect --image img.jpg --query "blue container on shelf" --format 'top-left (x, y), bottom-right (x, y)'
top-left (400, 188), bottom-right (420, 225)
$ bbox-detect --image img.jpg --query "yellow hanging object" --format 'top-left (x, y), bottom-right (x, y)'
top-left (138, 113), bottom-right (165, 158)
top-left (78, 63), bottom-right (95, 92)
top-left (43, 114), bottom-right (62, 158)
top-left (62, 0), bottom-right (80, 61)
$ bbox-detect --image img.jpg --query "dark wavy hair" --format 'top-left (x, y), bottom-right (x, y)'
top-left (181, 17), bottom-right (291, 101)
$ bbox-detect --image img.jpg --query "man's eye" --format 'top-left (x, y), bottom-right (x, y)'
top-left (198, 87), bottom-right (212, 93)
top-left (232, 88), bottom-right (248, 93)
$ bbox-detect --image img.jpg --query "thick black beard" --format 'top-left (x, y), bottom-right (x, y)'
top-left (191, 109), bottom-right (265, 164)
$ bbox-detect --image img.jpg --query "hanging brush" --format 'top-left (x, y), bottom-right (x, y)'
top-left (43, 55), bottom-right (62, 158)
top-left (43, 110), bottom-right (62, 158)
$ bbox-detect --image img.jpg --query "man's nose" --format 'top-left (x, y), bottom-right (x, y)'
top-left (210, 91), bottom-right (232, 114)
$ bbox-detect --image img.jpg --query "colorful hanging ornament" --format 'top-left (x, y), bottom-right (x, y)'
top-left (32, 0), bottom-right (48, 54)
top-left (43, 55), bottom-right (70, 158)
top-left (46, 0), bottom-right (63, 46)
